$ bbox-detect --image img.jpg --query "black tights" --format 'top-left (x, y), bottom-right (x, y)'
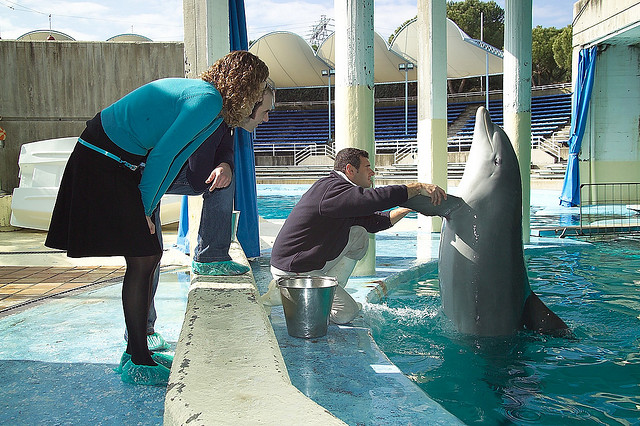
top-left (123, 254), bottom-right (162, 366)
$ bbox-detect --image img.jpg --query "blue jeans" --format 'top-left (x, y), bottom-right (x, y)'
top-left (139, 166), bottom-right (234, 335)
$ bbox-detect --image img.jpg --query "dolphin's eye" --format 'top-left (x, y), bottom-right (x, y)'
top-left (494, 157), bottom-right (502, 165)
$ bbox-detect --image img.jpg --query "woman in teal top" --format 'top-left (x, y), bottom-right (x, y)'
top-left (46, 51), bottom-right (269, 386)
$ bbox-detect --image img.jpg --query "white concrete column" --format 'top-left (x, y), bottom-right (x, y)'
top-left (183, 0), bottom-right (230, 255)
top-left (416, 0), bottom-right (448, 260)
top-left (503, 0), bottom-right (532, 243)
top-left (334, 0), bottom-right (376, 276)
top-left (183, 0), bottom-right (230, 78)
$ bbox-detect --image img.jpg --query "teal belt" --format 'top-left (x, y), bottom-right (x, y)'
top-left (78, 138), bottom-right (145, 171)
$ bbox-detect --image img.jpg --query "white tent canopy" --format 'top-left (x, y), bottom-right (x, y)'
top-left (390, 18), bottom-right (503, 79)
top-left (249, 31), bottom-right (330, 88)
top-left (249, 19), bottom-right (503, 89)
top-left (316, 32), bottom-right (416, 84)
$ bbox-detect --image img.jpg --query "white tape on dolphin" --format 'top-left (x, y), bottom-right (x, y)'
top-left (403, 107), bottom-right (569, 336)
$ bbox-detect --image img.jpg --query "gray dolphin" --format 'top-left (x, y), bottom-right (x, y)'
top-left (402, 106), bottom-right (568, 336)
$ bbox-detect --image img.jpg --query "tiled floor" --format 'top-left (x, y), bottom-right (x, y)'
top-left (0, 226), bottom-right (178, 314)
top-left (0, 265), bottom-right (126, 311)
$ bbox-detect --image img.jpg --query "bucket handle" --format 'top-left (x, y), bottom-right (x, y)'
top-left (279, 287), bottom-right (293, 303)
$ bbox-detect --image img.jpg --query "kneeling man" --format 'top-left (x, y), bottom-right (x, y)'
top-left (261, 147), bottom-right (446, 324)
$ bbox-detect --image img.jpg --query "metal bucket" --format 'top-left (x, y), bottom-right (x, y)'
top-left (278, 276), bottom-right (337, 338)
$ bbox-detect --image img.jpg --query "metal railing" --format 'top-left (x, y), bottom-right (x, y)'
top-left (446, 136), bottom-right (473, 152)
top-left (254, 142), bottom-right (323, 157)
top-left (393, 142), bottom-right (417, 163)
top-left (293, 143), bottom-right (336, 165)
top-left (579, 183), bottom-right (640, 236)
top-left (533, 135), bottom-right (562, 161)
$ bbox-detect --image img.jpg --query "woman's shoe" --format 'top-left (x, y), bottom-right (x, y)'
top-left (114, 351), bottom-right (132, 374)
top-left (147, 332), bottom-right (170, 351)
top-left (115, 351), bottom-right (173, 373)
top-left (120, 360), bottom-right (170, 386)
top-left (192, 260), bottom-right (249, 276)
top-left (151, 352), bottom-right (174, 369)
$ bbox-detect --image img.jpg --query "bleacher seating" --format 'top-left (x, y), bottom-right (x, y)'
top-left (451, 93), bottom-right (572, 145)
top-left (253, 109), bottom-right (332, 154)
top-left (252, 92), bottom-right (572, 156)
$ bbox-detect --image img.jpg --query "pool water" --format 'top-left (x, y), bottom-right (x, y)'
top-left (365, 238), bottom-right (640, 425)
top-left (257, 184), bottom-right (310, 219)
top-left (256, 184), bottom-right (640, 424)
top-left (257, 184), bottom-right (584, 227)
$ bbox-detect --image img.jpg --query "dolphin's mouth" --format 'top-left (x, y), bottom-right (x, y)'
top-left (475, 106), bottom-right (497, 156)
top-left (483, 109), bottom-right (496, 153)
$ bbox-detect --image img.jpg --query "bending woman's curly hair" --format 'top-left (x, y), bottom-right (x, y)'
top-left (201, 51), bottom-right (269, 127)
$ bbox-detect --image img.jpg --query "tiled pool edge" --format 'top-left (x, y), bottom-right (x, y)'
top-left (164, 241), bottom-right (344, 425)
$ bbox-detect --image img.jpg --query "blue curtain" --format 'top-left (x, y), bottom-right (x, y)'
top-left (559, 46), bottom-right (597, 207)
top-left (229, 0), bottom-right (261, 257)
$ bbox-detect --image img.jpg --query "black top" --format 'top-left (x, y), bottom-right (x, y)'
top-left (271, 171), bottom-right (409, 272)
top-left (184, 122), bottom-right (234, 193)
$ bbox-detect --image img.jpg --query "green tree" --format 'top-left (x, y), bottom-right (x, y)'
top-left (446, 0), bottom-right (504, 49)
top-left (532, 25), bottom-right (569, 85)
top-left (446, 0), bottom-right (504, 93)
top-left (553, 25), bottom-right (573, 79)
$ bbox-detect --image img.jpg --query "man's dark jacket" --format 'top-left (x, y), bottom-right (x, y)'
top-left (271, 171), bottom-right (408, 273)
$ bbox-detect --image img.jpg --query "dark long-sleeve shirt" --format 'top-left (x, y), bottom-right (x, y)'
top-left (271, 171), bottom-right (409, 273)
top-left (183, 122), bottom-right (234, 193)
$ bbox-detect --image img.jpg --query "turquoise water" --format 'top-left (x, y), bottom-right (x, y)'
top-left (257, 184), bottom-right (583, 227)
top-left (257, 184), bottom-right (640, 424)
top-left (365, 239), bottom-right (640, 425)
top-left (257, 184), bottom-right (310, 219)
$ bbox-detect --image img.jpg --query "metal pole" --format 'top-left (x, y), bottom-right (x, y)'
top-left (405, 65), bottom-right (409, 135)
top-left (481, 12), bottom-right (489, 110)
top-left (486, 53), bottom-right (489, 110)
top-left (328, 72), bottom-right (332, 141)
top-left (480, 13), bottom-right (484, 96)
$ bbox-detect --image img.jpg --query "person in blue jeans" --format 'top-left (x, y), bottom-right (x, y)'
top-left (140, 86), bottom-right (274, 351)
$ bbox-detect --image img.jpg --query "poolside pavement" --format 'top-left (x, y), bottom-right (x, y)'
top-left (0, 226), bottom-right (185, 315)
top-left (1, 217), bottom-right (464, 425)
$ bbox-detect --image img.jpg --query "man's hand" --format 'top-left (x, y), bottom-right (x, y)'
top-left (146, 215), bottom-right (156, 234)
top-left (406, 182), bottom-right (447, 205)
top-left (206, 162), bottom-right (233, 192)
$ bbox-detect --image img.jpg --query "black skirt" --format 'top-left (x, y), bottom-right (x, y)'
top-left (45, 113), bottom-right (162, 258)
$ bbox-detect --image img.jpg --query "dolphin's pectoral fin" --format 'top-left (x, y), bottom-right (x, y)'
top-left (522, 292), bottom-right (573, 338)
top-left (401, 194), bottom-right (465, 218)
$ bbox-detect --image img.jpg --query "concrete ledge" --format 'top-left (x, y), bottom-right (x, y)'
top-left (164, 242), bottom-right (344, 425)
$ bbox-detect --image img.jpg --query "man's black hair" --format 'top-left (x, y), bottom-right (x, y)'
top-left (334, 148), bottom-right (369, 172)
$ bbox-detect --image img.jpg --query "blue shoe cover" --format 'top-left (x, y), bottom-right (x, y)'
top-left (120, 360), bottom-right (170, 386)
top-left (114, 351), bottom-right (131, 374)
top-left (151, 352), bottom-right (173, 369)
top-left (192, 260), bottom-right (250, 276)
top-left (147, 332), bottom-right (170, 351)
top-left (115, 351), bottom-right (172, 373)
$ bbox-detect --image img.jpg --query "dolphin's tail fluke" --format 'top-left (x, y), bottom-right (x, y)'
top-left (401, 194), bottom-right (465, 219)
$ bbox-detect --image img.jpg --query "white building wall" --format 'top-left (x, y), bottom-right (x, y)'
top-left (573, 0), bottom-right (640, 185)
top-left (589, 45), bottom-right (640, 164)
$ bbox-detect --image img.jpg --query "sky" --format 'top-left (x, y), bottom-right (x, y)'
top-left (0, 0), bottom-right (576, 43)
